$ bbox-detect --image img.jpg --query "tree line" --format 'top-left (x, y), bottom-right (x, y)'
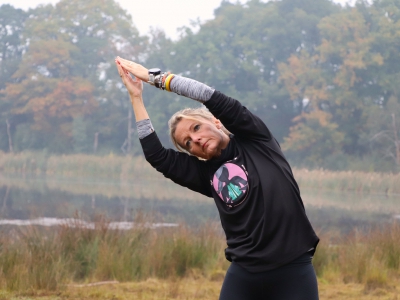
top-left (1, 0), bottom-right (399, 172)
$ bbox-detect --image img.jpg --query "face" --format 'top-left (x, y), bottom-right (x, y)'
top-left (174, 117), bottom-right (230, 160)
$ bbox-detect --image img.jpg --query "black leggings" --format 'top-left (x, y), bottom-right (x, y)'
top-left (219, 252), bottom-right (319, 300)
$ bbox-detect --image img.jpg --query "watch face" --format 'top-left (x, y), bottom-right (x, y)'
top-left (148, 68), bottom-right (161, 75)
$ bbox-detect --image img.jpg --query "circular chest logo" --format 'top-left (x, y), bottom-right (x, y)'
top-left (212, 162), bottom-right (249, 207)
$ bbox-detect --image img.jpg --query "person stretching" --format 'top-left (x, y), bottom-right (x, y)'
top-left (115, 56), bottom-right (319, 300)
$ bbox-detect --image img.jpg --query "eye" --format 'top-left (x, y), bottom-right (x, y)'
top-left (185, 140), bottom-right (191, 148)
top-left (194, 124), bottom-right (200, 131)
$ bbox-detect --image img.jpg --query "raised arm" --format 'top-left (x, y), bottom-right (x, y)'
top-left (115, 57), bottom-right (212, 197)
top-left (117, 57), bottom-right (271, 141)
top-left (115, 58), bottom-right (149, 122)
top-left (117, 56), bottom-right (214, 103)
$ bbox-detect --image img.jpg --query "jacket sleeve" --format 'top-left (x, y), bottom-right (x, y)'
top-left (139, 131), bottom-right (213, 197)
top-left (204, 91), bottom-right (272, 141)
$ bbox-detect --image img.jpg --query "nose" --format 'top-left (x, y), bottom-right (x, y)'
top-left (191, 132), bottom-right (202, 143)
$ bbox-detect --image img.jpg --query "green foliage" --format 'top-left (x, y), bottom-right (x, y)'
top-left (360, 97), bottom-right (400, 170)
top-left (72, 116), bottom-right (89, 153)
top-left (0, 5), bottom-right (28, 154)
top-left (141, 0), bottom-right (338, 144)
top-left (0, 4), bottom-right (27, 90)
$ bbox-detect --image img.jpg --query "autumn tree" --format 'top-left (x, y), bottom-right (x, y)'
top-left (3, 4), bottom-right (96, 152)
top-left (278, 5), bottom-right (390, 168)
top-left (2, 0), bottom-right (144, 153)
top-left (278, 51), bottom-right (345, 165)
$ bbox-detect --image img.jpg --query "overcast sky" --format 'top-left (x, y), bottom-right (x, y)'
top-left (1, 0), bottom-right (354, 40)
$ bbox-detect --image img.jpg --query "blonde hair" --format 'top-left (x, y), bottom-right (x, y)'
top-left (168, 107), bottom-right (230, 154)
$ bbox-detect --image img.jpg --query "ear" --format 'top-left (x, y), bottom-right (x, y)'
top-left (213, 118), bottom-right (223, 129)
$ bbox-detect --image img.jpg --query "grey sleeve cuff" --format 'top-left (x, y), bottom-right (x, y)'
top-left (169, 75), bottom-right (215, 103)
top-left (136, 119), bottom-right (154, 139)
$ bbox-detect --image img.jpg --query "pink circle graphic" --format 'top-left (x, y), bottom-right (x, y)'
top-left (212, 162), bottom-right (248, 206)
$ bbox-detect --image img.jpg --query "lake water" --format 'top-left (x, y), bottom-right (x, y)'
top-left (0, 176), bottom-right (399, 234)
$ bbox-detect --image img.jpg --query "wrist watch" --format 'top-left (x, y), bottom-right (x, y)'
top-left (148, 68), bottom-right (162, 87)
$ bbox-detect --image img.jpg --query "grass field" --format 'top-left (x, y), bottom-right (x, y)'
top-left (0, 279), bottom-right (399, 299)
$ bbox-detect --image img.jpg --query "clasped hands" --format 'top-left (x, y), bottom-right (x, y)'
top-left (115, 56), bottom-right (149, 97)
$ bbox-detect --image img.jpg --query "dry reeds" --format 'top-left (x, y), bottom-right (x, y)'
top-left (0, 215), bottom-right (398, 293)
top-left (293, 168), bottom-right (400, 195)
top-left (313, 222), bottom-right (400, 291)
top-left (1, 152), bottom-right (399, 195)
top-left (0, 214), bottom-right (226, 292)
top-left (0, 151), bottom-right (156, 180)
